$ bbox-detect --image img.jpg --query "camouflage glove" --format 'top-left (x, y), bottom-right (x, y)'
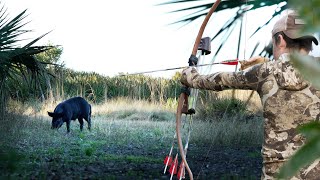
top-left (239, 56), bottom-right (269, 70)
top-left (180, 86), bottom-right (191, 96)
top-left (188, 54), bottom-right (198, 66)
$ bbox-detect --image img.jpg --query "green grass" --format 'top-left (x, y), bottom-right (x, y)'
top-left (0, 98), bottom-right (264, 178)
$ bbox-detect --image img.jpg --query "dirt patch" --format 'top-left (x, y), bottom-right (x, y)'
top-left (3, 144), bottom-right (262, 179)
top-left (100, 143), bottom-right (263, 179)
top-left (185, 145), bottom-right (262, 179)
top-left (0, 114), bottom-right (263, 179)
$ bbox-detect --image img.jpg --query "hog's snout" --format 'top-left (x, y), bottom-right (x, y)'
top-left (52, 120), bottom-right (63, 129)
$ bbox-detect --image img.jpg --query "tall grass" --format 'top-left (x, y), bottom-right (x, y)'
top-left (4, 96), bottom-right (263, 146)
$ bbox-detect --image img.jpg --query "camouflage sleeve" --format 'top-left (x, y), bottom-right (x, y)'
top-left (180, 62), bottom-right (274, 91)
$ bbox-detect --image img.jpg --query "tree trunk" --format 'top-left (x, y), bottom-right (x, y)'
top-left (45, 74), bottom-right (53, 102)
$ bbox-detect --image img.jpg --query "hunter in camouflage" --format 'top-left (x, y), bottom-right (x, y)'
top-left (180, 10), bottom-right (320, 179)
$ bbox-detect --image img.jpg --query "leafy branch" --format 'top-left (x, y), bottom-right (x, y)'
top-left (278, 1), bottom-right (320, 178)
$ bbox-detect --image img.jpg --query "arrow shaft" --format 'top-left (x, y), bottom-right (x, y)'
top-left (121, 59), bottom-right (241, 76)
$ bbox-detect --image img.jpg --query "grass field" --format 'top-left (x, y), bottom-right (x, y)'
top-left (1, 95), bottom-right (264, 179)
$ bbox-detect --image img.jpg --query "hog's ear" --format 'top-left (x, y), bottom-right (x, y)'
top-left (48, 112), bottom-right (55, 117)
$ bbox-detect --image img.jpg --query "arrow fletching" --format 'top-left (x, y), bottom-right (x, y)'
top-left (169, 154), bottom-right (178, 175)
top-left (164, 155), bottom-right (173, 166)
top-left (177, 162), bottom-right (186, 180)
top-left (220, 59), bottom-right (239, 65)
top-left (164, 155), bottom-right (173, 174)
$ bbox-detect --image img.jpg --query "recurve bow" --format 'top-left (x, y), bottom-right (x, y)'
top-left (175, 1), bottom-right (222, 180)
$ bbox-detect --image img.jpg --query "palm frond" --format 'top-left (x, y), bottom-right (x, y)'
top-left (162, 0), bottom-right (287, 22)
top-left (0, 4), bottom-right (54, 116)
top-left (159, 0), bottom-right (288, 59)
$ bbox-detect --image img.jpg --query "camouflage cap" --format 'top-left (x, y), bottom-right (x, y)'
top-left (272, 11), bottom-right (318, 45)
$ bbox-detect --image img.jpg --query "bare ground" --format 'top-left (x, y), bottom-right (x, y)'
top-left (1, 143), bottom-right (262, 180)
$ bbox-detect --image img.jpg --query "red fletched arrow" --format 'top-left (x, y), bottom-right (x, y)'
top-left (120, 58), bottom-right (241, 76)
top-left (164, 137), bottom-right (176, 174)
top-left (169, 154), bottom-right (178, 175)
top-left (164, 155), bottom-right (173, 166)
top-left (177, 162), bottom-right (186, 180)
top-left (220, 59), bottom-right (239, 65)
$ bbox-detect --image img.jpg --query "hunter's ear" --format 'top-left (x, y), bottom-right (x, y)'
top-left (48, 111), bottom-right (55, 117)
top-left (277, 34), bottom-right (287, 49)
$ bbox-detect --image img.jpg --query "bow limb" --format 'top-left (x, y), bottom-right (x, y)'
top-left (191, 0), bottom-right (221, 56)
top-left (176, 1), bottom-right (221, 180)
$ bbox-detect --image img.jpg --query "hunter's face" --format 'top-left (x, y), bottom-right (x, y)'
top-left (272, 37), bottom-right (281, 60)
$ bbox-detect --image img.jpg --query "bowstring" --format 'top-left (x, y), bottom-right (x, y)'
top-left (243, 0), bottom-right (248, 62)
top-left (229, 0), bottom-right (249, 111)
top-left (195, 49), bottom-right (217, 179)
top-left (196, 0), bottom-right (250, 179)
top-left (243, 0), bottom-right (260, 107)
top-left (182, 50), bottom-right (204, 180)
top-left (174, 50), bottom-right (203, 180)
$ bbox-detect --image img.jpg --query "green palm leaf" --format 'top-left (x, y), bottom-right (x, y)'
top-left (0, 4), bottom-right (54, 116)
top-left (159, 0), bottom-right (288, 59)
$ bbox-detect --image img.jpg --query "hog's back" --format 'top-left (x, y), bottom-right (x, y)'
top-left (55, 97), bottom-right (91, 120)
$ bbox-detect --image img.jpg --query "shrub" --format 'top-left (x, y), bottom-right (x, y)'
top-left (196, 97), bottom-right (250, 121)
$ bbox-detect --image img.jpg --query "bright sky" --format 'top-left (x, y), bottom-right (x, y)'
top-left (3, 0), bottom-right (319, 78)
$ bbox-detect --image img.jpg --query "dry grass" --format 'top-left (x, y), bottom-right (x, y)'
top-left (4, 94), bottom-right (263, 146)
top-left (93, 97), bottom-right (174, 116)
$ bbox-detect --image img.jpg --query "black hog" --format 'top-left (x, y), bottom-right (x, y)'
top-left (48, 97), bottom-right (92, 133)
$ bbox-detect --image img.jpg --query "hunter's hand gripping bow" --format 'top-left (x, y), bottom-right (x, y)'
top-left (176, 1), bottom-right (221, 180)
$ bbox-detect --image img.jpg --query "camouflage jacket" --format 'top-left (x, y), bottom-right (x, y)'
top-left (181, 54), bottom-right (320, 179)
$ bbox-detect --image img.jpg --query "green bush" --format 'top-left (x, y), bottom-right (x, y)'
top-left (148, 111), bottom-right (174, 121)
top-left (196, 97), bottom-right (249, 121)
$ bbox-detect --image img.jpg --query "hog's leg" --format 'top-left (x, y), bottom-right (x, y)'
top-left (84, 115), bottom-right (91, 131)
top-left (78, 118), bottom-right (84, 131)
top-left (66, 120), bottom-right (71, 133)
top-left (88, 105), bottom-right (92, 131)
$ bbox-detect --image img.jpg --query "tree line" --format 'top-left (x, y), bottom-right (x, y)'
top-left (5, 45), bottom-right (182, 104)
top-left (36, 66), bottom-right (181, 104)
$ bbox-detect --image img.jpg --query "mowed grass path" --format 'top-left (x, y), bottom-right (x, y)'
top-left (1, 98), bottom-right (263, 179)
